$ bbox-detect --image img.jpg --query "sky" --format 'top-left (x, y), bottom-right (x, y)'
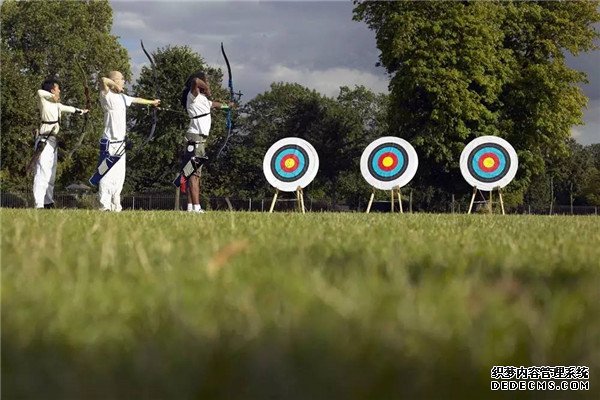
top-left (110, 0), bottom-right (599, 145)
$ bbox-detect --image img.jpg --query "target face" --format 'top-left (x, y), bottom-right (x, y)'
top-left (360, 137), bottom-right (418, 190)
top-left (460, 136), bottom-right (518, 191)
top-left (263, 138), bottom-right (319, 192)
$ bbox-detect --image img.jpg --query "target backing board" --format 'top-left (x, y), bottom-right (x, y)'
top-left (263, 138), bottom-right (319, 192)
top-left (360, 137), bottom-right (418, 191)
top-left (459, 136), bottom-right (518, 191)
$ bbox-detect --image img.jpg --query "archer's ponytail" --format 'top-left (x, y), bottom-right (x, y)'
top-left (180, 88), bottom-right (190, 109)
top-left (180, 70), bottom-right (207, 109)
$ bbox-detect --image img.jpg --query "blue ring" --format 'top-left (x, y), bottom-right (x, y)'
top-left (471, 147), bottom-right (506, 179)
top-left (368, 145), bottom-right (407, 181)
top-left (467, 143), bottom-right (511, 183)
top-left (271, 145), bottom-right (309, 182)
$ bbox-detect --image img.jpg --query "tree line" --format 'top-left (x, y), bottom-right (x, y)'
top-left (1, 0), bottom-right (599, 210)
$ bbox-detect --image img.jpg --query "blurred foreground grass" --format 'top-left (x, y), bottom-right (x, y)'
top-left (2, 209), bottom-right (599, 399)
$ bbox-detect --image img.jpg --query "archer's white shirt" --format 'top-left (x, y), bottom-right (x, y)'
top-left (100, 90), bottom-right (134, 141)
top-left (186, 91), bottom-right (212, 136)
top-left (37, 90), bottom-right (79, 136)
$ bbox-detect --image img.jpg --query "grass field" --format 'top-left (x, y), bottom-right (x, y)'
top-left (2, 209), bottom-right (599, 399)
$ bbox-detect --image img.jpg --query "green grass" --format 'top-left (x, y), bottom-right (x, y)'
top-left (2, 209), bottom-right (599, 399)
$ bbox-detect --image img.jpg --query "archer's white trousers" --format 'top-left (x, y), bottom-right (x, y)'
top-left (98, 143), bottom-right (126, 212)
top-left (33, 139), bottom-right (58, 208)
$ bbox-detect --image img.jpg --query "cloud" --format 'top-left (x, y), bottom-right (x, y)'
top-left (113, 11), bottom-right (149, 31)
top-left (112, 0), bottom-right (386, 99)
top-left (565, 49), bottom-right (600, 101)
top-left (110, 1), bottom-right (598, 144)
top-left (571, 99), bottom-right (600, 145)
top-left (262, 64), bottom-right (388, 98)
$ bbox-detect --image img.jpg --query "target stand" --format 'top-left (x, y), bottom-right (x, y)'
top-left (268, 186), bottom-right (306, 213)
top-left (263, 138), bottom-right (319, 213)
top-left (467, 186), bottom-right (506, 215)
top-left (365, 186), bottom-right (404, 213)
top-left (460, 136), bottom-right (518, 215)
top-left (361, 137), bottom-right (418, 213)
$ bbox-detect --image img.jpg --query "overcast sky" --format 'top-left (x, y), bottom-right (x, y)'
top-left (111, 0), bottom-right (599, 145)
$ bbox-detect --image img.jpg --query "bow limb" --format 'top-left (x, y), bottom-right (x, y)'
top-left (140, 39), bottom-right (158, 146)
top-left (65, 59), bottom-right (92, 161)
top-left (222, 41), bottom-right (234, 129)
top-left (216, 42), bottom-right (236, 159)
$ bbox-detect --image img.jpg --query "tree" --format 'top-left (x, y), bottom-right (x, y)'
top-left (353, 0), bottom-right (600, 208)
top-left (564, 140), bottom-right (592, 209)
top-left (335, 86), bottom-right (390, 207)
top-left (228, 83), bottom-right (389, 205)
top-left (523, 141), bottom-right (600, 211)
top-left (224, 83), bottom-right (325, 200)
top-left (549, 139), bottom-right (593, 211)
top-left (582, 143), bottom-right (600, 206)
top-left (1, 0), bottom-right (130, 191)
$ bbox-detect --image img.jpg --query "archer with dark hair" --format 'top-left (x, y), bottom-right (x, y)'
top-left (180, 70), bottom-right (209, 108)
top-left (41, 78), bottom-right (61, 93)
top-left (177, 70), bottom-right (233, 213)
top-left (29, 77), bottom-right (88, 209)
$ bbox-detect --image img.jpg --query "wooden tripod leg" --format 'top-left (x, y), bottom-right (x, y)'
top-left (299, 188), bottom-right (306, 214)
top-left (398, 188), bottom-right (403, 213)
top-left (225, 197), bottom-right (233, 211)
top-left (468, 186), bottom-right (476, 214)
top-left (498, 187), bottom-right (505, 215)
top-left (391, 190), bottom-right (394, 212)
top-left (489, 190), bottom-right (493, 214)
top-left (366, 190), bottom-right (375, 213)
top-left (269, 189), bottom-right (279, 213)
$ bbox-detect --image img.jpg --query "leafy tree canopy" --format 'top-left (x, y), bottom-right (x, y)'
top-left (1, 0), bottom-right (130, 190)
top-left (353, 0), bottom-right (599, 205)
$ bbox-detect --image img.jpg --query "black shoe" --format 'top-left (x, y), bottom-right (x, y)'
top-left (44, 203), bottom-right (55, 209)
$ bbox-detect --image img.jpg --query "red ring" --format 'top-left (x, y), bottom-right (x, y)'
top-left (377, 152), bottom-right (398, 171)
top-left (478, 152), bottom-right (500, 173)
top-left (280, 154), bottom-right (300, 172)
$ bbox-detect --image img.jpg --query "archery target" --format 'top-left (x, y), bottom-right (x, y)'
top-left (263, 138), bottom-right (319, 192)
top-left (460, 136), bottom-right (518, 191)
top-left (360, 137), bottom-right (418, 190)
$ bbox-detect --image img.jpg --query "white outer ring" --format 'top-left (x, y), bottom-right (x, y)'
top-left (459, 136), bottom-right (518, 191)
top-left (360, 137), bottom-right (419, 190)
top-left (263, 137), bottom-right (320, 192)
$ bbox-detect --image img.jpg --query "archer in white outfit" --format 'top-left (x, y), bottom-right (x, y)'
top-left (98, 71), bottom-right (160, 211)
top-left (33, 78), bottom-right (88, 209)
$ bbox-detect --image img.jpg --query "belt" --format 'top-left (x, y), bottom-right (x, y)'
top-left (101, 139), bottom-right (126, 144)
